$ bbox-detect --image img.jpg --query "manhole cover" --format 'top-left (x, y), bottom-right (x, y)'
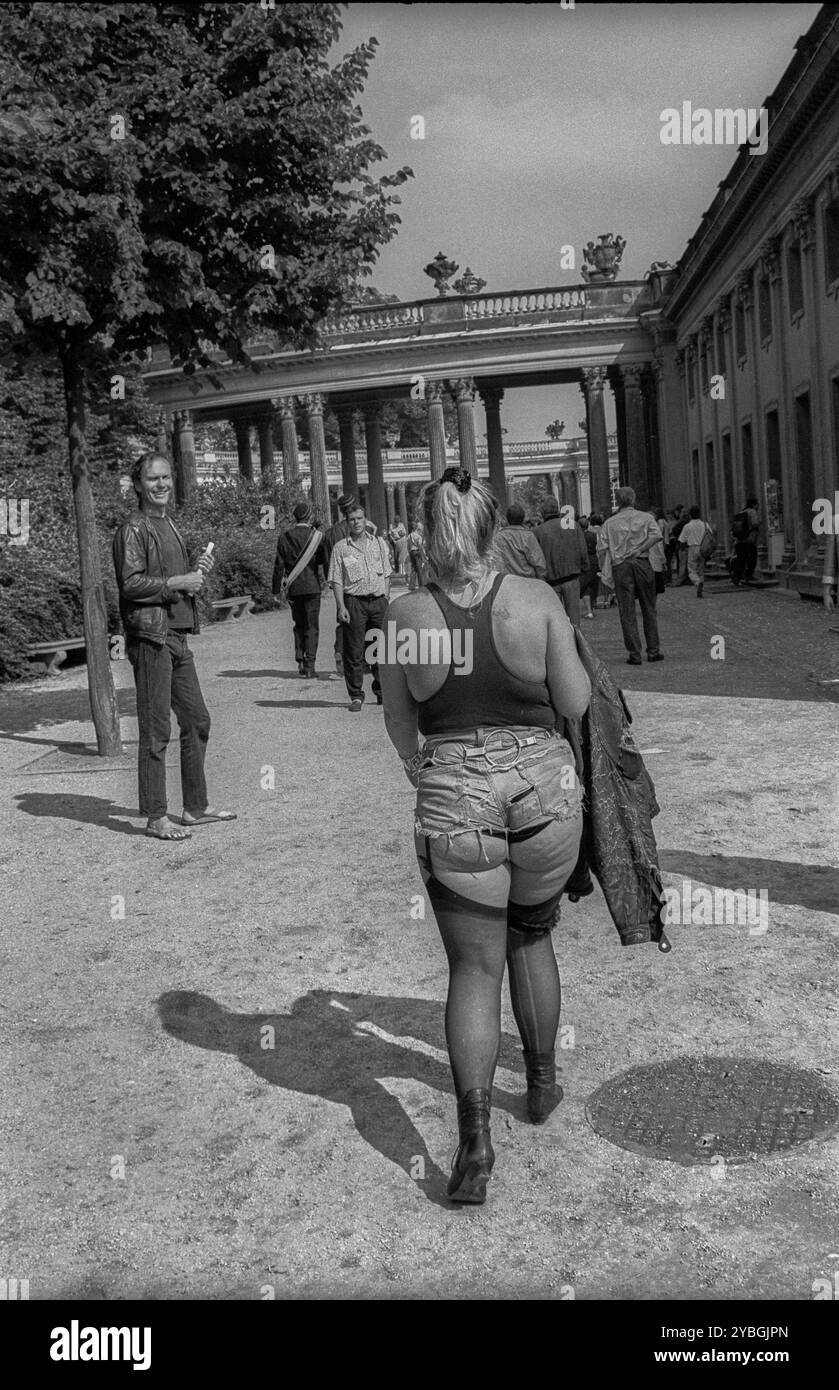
top-left (586, 1056), bottom-right (839, 1165)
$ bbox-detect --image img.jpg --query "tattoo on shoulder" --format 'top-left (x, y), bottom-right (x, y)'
top-left (494, 604), bottom-right (511, 618)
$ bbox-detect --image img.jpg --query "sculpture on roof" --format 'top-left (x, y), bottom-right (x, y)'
top-left (580, 234), bottom-right (626, 282)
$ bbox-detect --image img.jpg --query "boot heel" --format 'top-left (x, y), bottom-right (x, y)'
top-left (523, 1050), bottom-right (563, 1124)
top-left (447, 1088), bottom-right (494, 1205)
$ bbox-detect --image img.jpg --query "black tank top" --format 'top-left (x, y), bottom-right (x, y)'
top-left (417, 574), bottom-right (556, 736)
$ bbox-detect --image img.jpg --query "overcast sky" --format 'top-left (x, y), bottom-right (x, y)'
top-left (335, 1), bottom-right (821, 439)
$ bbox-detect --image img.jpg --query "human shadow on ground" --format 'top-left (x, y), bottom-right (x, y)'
top-left (0, 686), bottom-right (136, 737)
top-left (14, 793), bottom-right (146, 836)
top-left (660, 850), bottom-right (839, 915)
top-left (218, 669), bottom-right (337, 681)
top-left (254, 698), bottom-right (341, 711)
top-left (157, 988), bottom-right (526, 1209)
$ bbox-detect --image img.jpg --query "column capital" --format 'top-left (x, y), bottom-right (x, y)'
top-left (716, 297), bottom-right (731, 334)
top-left (675, 347), bottom-right (686, 379)
top-left (580, 365), bottom-right (607, 394)
top-left (274, 395), bottom-right (298, 420)
top-left (478, 382), bottom-right (505, 405)
top-left (424, 379), bottom-right (447, 405)
top-left (363, 401), bottom-right (384, 423)
top-left (699, 314), bottom-right (715, 346)
top-left (300, 392), bottom-right (325, 416)
top-left (334, 403), bottom-right (359, 425)
top-left (685, 339), bottom-right (698, 366)
top-left (449, 377), bottom-right (476, 402)
top-left (651, 347), bottom-right (666, 384)
top-left (759, 236), bottom-right (781, 283)
top-left (735, 271), bottom-right (753, 310)
top-left (791, 196), bottom-right (815, 249)
top-left (173, 408), bottom-right (193, 428)
top-left (231, 415), bottom-right (251, 436)
top-left (618, 364), bottom-right (644, 391)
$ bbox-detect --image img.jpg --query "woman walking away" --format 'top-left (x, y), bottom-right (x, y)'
top-left (379, 467), bottom-right (591, 1204)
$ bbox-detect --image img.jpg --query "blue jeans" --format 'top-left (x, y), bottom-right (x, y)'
top-left (414, 727), bottom-right (582, 907)
top-left (127, 633), bottom-right (211, 820)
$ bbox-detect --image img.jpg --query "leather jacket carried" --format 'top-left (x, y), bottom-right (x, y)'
top-left (112, 511), bottom-right (199, 644)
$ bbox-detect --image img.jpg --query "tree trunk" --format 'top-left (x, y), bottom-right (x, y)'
top-left (61, 345), bottom-right (122, 756)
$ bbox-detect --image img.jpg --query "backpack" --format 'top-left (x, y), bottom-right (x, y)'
top-left (699, 524), bottom-right (717, 560)
top-left (731, 510), bottom-right (750, 541)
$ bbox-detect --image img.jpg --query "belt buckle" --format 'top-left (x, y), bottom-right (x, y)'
top-left (480, 727), bottom-right (523, 769)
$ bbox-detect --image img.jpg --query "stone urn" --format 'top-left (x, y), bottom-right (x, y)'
top-left (581, 234), bottom-right (627, 282)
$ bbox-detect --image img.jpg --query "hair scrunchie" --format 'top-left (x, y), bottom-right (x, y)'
top-left (440, 466), bottom-right (472, 493)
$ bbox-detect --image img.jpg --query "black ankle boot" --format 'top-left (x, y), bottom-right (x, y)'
top-left (523, 1050), bottom-right (563, 1124)
top-left (447, 1088), bottom-right (495, 1204)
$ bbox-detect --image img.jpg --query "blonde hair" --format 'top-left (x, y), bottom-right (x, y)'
top-left (418, 468), bottom-right (500, 583)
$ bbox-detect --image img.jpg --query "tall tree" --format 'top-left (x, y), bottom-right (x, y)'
top-left (0, 2), bottom-right (410, 750)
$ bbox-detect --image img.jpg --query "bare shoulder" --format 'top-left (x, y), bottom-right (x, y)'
top-left (384, 588), bottom-right (440, 627)
top-left (495, 574), bottom-right (557, 615)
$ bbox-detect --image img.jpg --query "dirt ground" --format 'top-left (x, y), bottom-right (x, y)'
top-left (1, 578), bottom-right (837, 1300)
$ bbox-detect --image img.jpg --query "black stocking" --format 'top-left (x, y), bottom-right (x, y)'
top-left (425, 875), bottom-right (508, 1098)
top-left (506, 926), bottom-right (561, 1055)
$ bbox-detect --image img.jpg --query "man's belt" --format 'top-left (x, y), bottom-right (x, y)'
top-left (346, 591), bottom-right (385, 601)
top-left (549, 574), bottom-right (579, 586)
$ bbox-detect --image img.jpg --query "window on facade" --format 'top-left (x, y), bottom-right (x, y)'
top-left (758, 276), bottom-right (772, 341)
top-left (741, 421), bottom-right (754, 500)
top-left (716, 320), bottom-right (726, 375)
top-left (795, 392), bottom-right (814, 540)
top-left (735, 298), bottom-right (747, 360)
top-left (825, 201), bottom-right (839, 289)
top-left (722, 431), bottom-right (734, 525)
top-left (788, 241), bottom-right (804, 319)
top-left (705, 441), bottom-right (717, 519)
top-left (766, 408), bottom-right (781, 484)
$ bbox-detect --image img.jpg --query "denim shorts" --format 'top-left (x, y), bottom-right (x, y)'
top-left (414, 726), bottom-right (583, 883)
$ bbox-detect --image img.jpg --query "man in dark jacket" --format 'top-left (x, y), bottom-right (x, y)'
top-left (272, 500), bottom-right (328, 677)
top-left (112, 452), bottom-right (235, 841)
top-left (492, 503), bottom-right (547, 578)
top-left (533, 496), bottom-right (589, 626)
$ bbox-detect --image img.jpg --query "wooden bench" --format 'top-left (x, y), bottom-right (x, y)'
top-left (27, 636), bottom-right (86, 675)
top-left (211, 594), bottom-right (254, 622)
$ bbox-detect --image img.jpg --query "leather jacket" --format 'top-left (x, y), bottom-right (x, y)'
top-left (112, 511), bottom-right (199, 644)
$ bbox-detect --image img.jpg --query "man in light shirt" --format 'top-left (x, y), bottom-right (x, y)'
top-left (679, 504), bottom-right (710, 598)
top-left (328, 503), bottom-right (392, 711)
top-left (597, 486), bottom-right (664, 664)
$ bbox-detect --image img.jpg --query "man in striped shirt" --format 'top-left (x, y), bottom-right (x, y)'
top-left (328, 503), bottom-right (392, 711)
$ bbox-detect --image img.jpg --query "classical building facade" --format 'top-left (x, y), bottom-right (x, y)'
top-left (142, 5), bottom-right (839, 596)
top-left (660, 2), bottom-right (839, 594)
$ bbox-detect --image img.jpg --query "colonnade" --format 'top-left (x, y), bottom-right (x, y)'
top-left (159, 365), bottom-right (659, 523)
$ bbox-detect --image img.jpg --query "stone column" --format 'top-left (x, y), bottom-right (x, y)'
top-left (549, 472), bottom-right (562, 504)
top-left (642, 366), bottom-right (663, 510)
top-left (619, 365), bottom-right (649, 507)
top-left (156, 410), bottom-right (172, 458)
top-left (610, 370), bottom-right (628, 486)
top-left (173, 410), bottom-right (197, 504)
top-left (255, 412), bottom-right (275, 490)
top-left (581, 367), bottom-right (611, 516)
top-left (566, 470), bottom-right (580, 513)
top-left (363, 404), bottom-right (388, 534)
top-left (276, 397), bottom-right (300, 485)
top-left (232, 417), bottom-right (253, 481)
top-left (794, 197), bottom-right (825, 517)
top-left (336, 405), bottom-right (359, 500)
top-left (479, 384), bottom-right (507, 503)
top-left (396, 482), bottom-right (409, 528)
top-left (301, 393), bottom-right (330, 522)
top-left (425, 381), bottom-right (448, 479)
top-left (385, 482), bottom-right (397, 527)
top-left (761, 239), bottom-right (795, 560)
top-left (450, 377), bottom-right (478, 477)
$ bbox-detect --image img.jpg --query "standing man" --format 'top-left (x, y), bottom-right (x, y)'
top-left (272, 500), bottom-right (327, 677)
top-left (328, 503), bottom-right (392, 711)
top-left (492, 503), bottom-right (547, 578)
top-left (323, 492), bottom-right (377, 674)
top-left (597, 486), bottom-right (664, 664)
top-left (533, 496), bottom-right (589, 626)
top-left (678, 504), bottom-right (709, 598)
top-left (731, 495), bottom-right (760, 585)
top-left (113, 452), bottom-right (236, 841)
